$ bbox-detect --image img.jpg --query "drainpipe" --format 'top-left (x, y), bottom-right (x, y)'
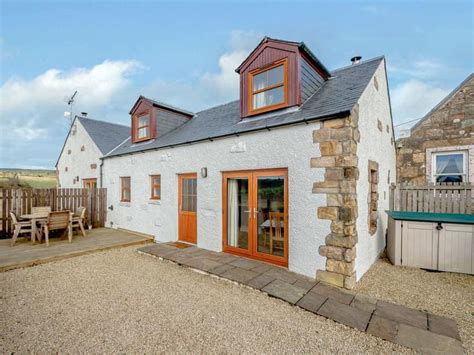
top-left (99, 158), bottom-right (104, 188)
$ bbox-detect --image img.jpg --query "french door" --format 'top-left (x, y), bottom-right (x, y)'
top-left (223, 169), bottom-right (288, 266)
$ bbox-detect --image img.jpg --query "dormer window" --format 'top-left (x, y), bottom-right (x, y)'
top-left (248, 58), bottom-right (288, 115)
top-left (134, 112), bottom-right (151, 141)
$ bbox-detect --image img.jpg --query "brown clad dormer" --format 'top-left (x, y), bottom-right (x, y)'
top-left (129, 96), bottom-right (194, 144)
top-left (236, 37), bottom-right (331, 118)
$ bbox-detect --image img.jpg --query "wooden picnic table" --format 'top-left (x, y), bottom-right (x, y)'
top-left (20, 212), bottom-right (73, 244)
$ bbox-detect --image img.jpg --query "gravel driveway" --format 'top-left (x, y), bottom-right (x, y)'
top-left (356, 257), bottom-right (474, 354)
top-left (0, 246), bottom-right (411, 353)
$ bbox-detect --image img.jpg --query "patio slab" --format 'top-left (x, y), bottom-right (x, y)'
top-left (137, 242), bottom-right (463, 353)
top-left (1, 228), bottom-right (153, 272)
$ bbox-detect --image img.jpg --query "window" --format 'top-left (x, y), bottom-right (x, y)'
top-left (150, 175), bottom-right (161, 200)
top-left (432, 151), bottom-right (467, 183)
top-left (249, 59), bottom-right (287, 114)
top-left (134, 112), bottom-right (151, 141)
top-left (120, 177), bottom-right (131, 202)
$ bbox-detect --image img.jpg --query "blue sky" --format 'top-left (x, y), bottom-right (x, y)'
top-left (1, 0), bottom-right (473, 169)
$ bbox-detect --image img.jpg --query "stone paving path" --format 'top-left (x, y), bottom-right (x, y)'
top-left (138, 243), bottom-right (464, 354)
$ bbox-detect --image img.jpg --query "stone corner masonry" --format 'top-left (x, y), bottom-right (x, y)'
top-left (312, 105), bottom-right (360, 289)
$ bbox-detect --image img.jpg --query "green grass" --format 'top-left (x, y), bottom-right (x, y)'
top-left (0, 169), bottom-right (57, 188)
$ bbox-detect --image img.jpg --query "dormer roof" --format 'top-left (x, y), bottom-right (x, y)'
top-left (235, 36), bottom-right (331, 79)
top-left (129, 95), bottom-right (194, 117)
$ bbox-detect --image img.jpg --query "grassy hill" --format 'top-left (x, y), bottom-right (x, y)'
top-left (0, 168), bottom-right (57, 188)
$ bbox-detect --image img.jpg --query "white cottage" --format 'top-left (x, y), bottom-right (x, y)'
top-left (56, 116), bottom-right (129, 188)
top-left (60, 37), bottom-right (396, 289)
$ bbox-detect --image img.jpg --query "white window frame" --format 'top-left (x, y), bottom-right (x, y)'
top-left (431, 150), bottom-right (468, 183)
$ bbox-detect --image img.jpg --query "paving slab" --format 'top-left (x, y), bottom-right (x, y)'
top-left (395, 323), bottom-right (464, 354)
top-left (250, 263), bottom-right (275, 273)
top-left (220, 267), bottom-right (259, 284)
top-left (428, 313), bottom-right (461, 340)
top-left (366, 315), bottom-right (399, 342)
top-left (351, 293), bottom-right (377, 313)
top-left (185, 257), bottom-right (224, 272)
top-left (317, 298), bottom-right (372, 332)
top-left (262, 267), bottom-right (300, 284)
top-left (293, 278), bottom-right (318, 293)
top-left (262, 279), bottom-right (307, 304)
top-left (208, 263), bottom-right (236, 276)
top-left (375, 301), bottom-right (427, 329)
top-left (296, 291), bottom-right (327, 313)
top-left (229, 258), bottom-right (264, 270)
top-left (311, 283), bottom-right (355, 305)
top-left (245, 273), bottom-right (276, 290)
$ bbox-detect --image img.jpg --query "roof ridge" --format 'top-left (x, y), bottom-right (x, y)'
top-left (77, 116), bottom-right (129, 129)
top-left (331, 55), bottom-right (385, 74)
top-left (139, 95), bottom-right (194, 117)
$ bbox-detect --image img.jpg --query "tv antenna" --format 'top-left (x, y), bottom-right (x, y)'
top-left (64, 90), bottom-right (78, 125)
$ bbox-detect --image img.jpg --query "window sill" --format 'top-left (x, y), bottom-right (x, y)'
top-left (119, 202), bottom-right (131, 207)
top-left (148, 199), bottom-right (161, 205)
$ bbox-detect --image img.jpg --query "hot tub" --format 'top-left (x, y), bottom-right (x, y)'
top-left (386, 211), bottom-right (474, 275)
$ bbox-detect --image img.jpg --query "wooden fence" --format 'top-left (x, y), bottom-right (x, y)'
top-left (0, 188), bottom-right (107, 238)
top-left (389, 183), bottom-right (472, 214)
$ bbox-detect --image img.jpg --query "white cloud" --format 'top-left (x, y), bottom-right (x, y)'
top-left (0, 60), bottom-right (141, 141)
top-left (391, 79), bottom-right (450, 125)
top-left (143, 30), bottom-right (262, 111)
top-left (388, 59), bottom-right (444, 80)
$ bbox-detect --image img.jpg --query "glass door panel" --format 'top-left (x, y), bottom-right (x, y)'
top-left (255, 176), bottom-right (285, 257)
top-left (226, 177), bottom-right (250, 250)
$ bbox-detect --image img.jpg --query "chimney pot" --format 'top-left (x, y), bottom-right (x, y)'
top-left (350, 56), bottom-right (362, 65)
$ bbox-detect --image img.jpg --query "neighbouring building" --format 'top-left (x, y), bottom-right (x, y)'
top-left (58, 37), bottom-right (396, 289)
top-left (396, 73), bottom-right (474, 185)
top-left (56, 116), bottom-right (129, 188)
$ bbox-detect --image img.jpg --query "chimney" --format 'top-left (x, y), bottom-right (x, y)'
top-left (81, 112), bottom-right (88, 117)
top-left (350, 56), bottom-right (362, 65)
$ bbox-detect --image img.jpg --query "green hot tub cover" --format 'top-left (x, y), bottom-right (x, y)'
top-left (386, 211), bottom-right (474, 225)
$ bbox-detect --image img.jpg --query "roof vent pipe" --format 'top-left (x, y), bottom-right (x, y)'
top-left (350, 56), bottom-right (362, 65)
top-left (81, 112), bottom-right (88, 117)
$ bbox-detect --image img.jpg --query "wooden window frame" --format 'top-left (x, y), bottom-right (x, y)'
top-left (150, 174), bottom-right (161, 200)
top-left (120, 176), bottom-right (131, 202)
top-left (133, 111), bottom-right (151, 142)
top-left (247, 58), bottom-right (288, 116)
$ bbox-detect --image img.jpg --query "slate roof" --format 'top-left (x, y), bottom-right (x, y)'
top-left (77, 117), bottom-right (130, 155)
top-left (105, 56), bottom-right (384, 158)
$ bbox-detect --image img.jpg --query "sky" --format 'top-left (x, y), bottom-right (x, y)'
top-left (0, 0), bottom-right (473, 169)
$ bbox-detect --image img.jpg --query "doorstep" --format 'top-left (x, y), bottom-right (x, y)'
top-left (137, 243), bottom-right (464, 354)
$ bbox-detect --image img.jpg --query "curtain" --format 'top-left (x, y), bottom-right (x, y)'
top-left (228, 179), bottom-right (239, 247)
top-left (454, 155), bottom-right (464, 173)
top-left (435, 155), bottom-right (450, 174)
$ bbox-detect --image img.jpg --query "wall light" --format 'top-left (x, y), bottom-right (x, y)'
top-left (201, 167), bottom-right (208, 178)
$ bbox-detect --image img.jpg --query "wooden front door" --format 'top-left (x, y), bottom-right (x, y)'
top-left (223, 169), bottom-right (288, 266)
top-left (178, 173), bottom-right (197, 244)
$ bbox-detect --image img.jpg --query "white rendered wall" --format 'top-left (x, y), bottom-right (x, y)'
top-left (355, 60), bottom-right (397, 280)
top-left (103, 122), bottom-right (329, 277)
top-left (56, 120), bottom-right (102, 188)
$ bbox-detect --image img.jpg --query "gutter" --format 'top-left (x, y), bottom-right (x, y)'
top-left (103, 110), bottom-right (351, 160)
